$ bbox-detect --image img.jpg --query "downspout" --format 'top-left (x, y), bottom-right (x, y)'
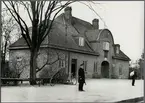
top-left (63, 15), bottom-right (71, 81)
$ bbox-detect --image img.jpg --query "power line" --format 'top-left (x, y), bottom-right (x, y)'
top-left (79, 1), bottom-right (108, 29)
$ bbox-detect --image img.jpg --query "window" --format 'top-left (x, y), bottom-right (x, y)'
top-left (94, 62), bottom-right (97, 72)
top-left (103, 42), bottom-right (109, 51)
top-left (104, 50), bottom-right (108, 58)
top-left (116, 47), bottom-right (119, 54)
top-left (119, 65), bottom-right (122, 75)
top-left (79, 37), bottom-right (85, 46)
top-left (59, 60), bottom-right (65, 68)
top-left (83, 61), bottom-right (87, 72)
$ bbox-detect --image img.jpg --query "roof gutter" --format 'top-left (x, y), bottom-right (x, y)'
top-left (112, 56), bottom-right (131, 61)
top-left (9, 44), bottom-right (99, 56)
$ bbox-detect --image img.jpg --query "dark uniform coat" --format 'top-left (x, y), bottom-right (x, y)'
top-left (78, 68), bottom-right (85, 83)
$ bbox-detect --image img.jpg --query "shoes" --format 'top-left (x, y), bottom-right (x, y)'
top-left (79, 90), bottom-right (85, 91)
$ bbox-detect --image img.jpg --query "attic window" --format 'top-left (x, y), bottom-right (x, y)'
top-left (116, 47), bottom-right (120, 54)
top-left (79, 37), bottom-right (84, 46)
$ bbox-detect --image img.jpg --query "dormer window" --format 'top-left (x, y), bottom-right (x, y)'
top-left (114, 44), bottom-right (120, 54)
top-left (79, 37), bottom-right (84, 46)
top-left (103, 42), bottom-right (109, 51)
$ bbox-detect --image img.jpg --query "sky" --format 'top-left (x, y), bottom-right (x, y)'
top-left (69, 1), bottom-right (144, 63)
top-left (2, 1), bottom-right (144, 62)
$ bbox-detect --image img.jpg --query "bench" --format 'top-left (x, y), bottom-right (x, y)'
top-left (1, 78), bottom-right (29, 85)
top-left (1, 78), bottom-right (51, 86)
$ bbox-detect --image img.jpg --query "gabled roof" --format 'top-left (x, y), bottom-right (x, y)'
top-left (112, 50), bottom-right (131, 61)
top-left (85, 29), bottom-right (103, 42)
top-left (9, 12), bottom-right (130, 60)
top-left (9, 16), bottom-right (99, 56)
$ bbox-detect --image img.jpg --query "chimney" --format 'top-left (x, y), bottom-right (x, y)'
top-left (64, 6), bottom-right (72, 24)
top-left (114, 44), bottom-right (120, 54)
top-left (92, 18), bottom-right (99, 29)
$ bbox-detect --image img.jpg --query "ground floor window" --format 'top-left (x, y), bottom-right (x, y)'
top-left (59, 60), bottom-right (65, 68)
top-left (119, 65), bottom-right (123, 75)
top-left (94, 62), bottom-right (97, 72)
top-left (83, 61), bottom-right (87, 72)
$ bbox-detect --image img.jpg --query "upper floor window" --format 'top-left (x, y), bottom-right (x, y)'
top-left (116, 47), bottom-right (119, 54)
top-left (103, 42), bottom-right (109, 51)
top-left (79, 37), bottom-right (85, 46)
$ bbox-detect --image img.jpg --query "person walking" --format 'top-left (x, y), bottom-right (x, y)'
top-left (78, 64), bottom-right (86, 91)
top-left (130, 70), bottom-right (137, 86)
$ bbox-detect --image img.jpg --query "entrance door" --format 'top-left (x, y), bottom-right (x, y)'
top-left (101, 61), bottom-right (109, 78)
top-left (71, 59), bottom-right (77, 78)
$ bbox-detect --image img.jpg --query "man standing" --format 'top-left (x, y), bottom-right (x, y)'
top-left (78, 64), bottom-right (86, 91)
top-left (132, 70), bottom-right (137, 86)
top-left (130, 70), bottom-right (137, 86)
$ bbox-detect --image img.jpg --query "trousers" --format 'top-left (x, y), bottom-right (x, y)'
top-left (132, 78), bottom-right (135, 86)
top-left (79, 82), bottom-right (84, 91)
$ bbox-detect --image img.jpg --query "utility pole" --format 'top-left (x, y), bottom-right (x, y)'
top-left (0, 2), bottom-right (2, 80)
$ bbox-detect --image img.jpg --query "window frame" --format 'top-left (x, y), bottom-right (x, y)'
top-left (79, 37), bottom-right (85, 46)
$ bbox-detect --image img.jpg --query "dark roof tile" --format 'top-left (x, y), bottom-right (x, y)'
top-left (113, 50), bottom-right (131, 61)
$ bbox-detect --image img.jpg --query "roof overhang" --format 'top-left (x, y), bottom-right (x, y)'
top-left (112, 56), bottom-right (131, 61)
top-left (9, 44), bottom-right (99, 56)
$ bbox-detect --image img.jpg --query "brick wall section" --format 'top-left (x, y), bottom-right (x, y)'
top-left (88, 29), bottom-right (115, 78)
top-left (9, 48), bottom-right (68, 79)
top-left (86, 29), bottom-right (129, 79)
top-left (112, 59), bottom-right (129, 79)
top-left (69, 52), bottom-right (98, 78)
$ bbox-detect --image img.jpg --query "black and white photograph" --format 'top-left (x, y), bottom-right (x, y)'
top-left (1, 1), bottom-right (144, 102)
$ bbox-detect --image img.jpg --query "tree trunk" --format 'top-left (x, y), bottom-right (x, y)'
top-left (29, 48), bottom-right (37, 85)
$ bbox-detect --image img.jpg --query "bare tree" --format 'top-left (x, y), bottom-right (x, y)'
top-left (3, 1), bottom-right (74, 85)
top-left (9, 56), bottom-right (29, 78)
top-left (1, 8), bottom-right (20, 77)
top-left (3, 1), bottom-right (105, 85)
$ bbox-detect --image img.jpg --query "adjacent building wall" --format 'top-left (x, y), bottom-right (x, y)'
top-left (69, 52), bottom-right (98, 78)
top-left (112, 59), bottom-right (129, 79)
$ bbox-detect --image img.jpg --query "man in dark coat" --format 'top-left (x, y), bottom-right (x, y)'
top-left (78, 64), bottom-right (86, 91)
top-left (132, 71), bottom-right (137, 86)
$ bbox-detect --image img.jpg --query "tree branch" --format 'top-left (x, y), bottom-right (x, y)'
top-left (20, 1), bottom-right (33, 22)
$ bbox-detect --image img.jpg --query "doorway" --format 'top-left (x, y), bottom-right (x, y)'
top-left (71, 59), bottom-right (77, 78)
top-left (101, 61), bottom-right (109, 78)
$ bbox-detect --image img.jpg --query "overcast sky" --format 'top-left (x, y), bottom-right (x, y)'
top-left (2, 1), bottom-right (144, 62)
top-left (69, 1), bottom-right (144, 63)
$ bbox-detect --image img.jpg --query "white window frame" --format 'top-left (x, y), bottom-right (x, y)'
top-left (79, 37), bottom-right (85, 46)
top-left (103, 42), bottom-right (109, 51)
